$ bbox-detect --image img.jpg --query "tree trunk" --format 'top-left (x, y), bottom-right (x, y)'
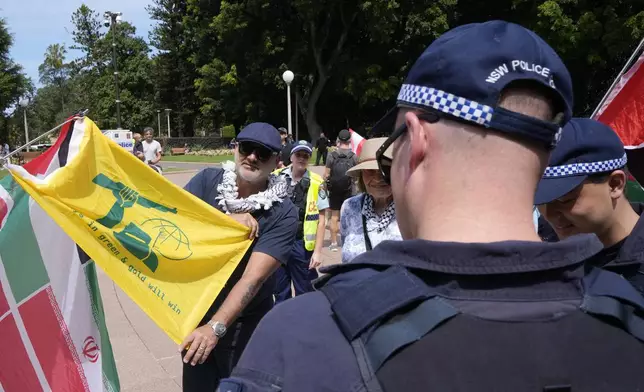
top-left (305, 9), bottom-right (357, 142)
top-left (305, 75), bottom-right (328, 141)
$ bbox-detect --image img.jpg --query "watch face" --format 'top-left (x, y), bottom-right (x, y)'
top-left (214, 323), bottom-right (226, 336)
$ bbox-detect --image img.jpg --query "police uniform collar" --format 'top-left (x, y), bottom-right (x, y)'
top-left (610, 204), bottom-right (644, 266)
top-left (321, 235), bottom-right (602, 276)
top-left (282, 166), bottom-right (310, 180)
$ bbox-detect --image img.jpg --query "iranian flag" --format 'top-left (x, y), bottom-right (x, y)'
top-left (594, 43), bottom-right (644, 202)
top-left (0, 118), bottom-right (120, 391)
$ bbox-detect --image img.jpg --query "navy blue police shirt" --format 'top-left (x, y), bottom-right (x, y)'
top-left (184, 167), bottom-right (298, 320)
top-left (224, 236), bottom-right (605, 391)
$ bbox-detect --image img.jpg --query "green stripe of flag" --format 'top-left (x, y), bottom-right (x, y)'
top-left (85, 261), bottom-right (120, 392)
top-left (0, 178), bottom-right (49, 303)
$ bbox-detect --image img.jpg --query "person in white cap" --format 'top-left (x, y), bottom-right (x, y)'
top-left (273, 140), bottom-right (329, 303)
top-left (340, 137), bottom-right (402, 263)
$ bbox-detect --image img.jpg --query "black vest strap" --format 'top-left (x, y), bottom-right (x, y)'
top-left (321, 265), bottom-right (433, 340)
top-left (582, 267), bottom-right (644, 342)
top-left (365, 297), bottom-right (459, 371)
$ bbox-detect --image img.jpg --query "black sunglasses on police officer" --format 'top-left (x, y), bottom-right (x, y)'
top-left (237, 141), bottom-right (277, 162)
top-left (375, 109), bottom-right (442, 184)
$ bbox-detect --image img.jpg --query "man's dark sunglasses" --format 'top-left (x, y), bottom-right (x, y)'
top-left (237, 141), bottom-right (277, 162)
top-left (375, 110), bottom-right (442, 184)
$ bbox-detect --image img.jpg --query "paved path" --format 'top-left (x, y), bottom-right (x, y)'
top-left (102, 165), bottom-right (341, 391)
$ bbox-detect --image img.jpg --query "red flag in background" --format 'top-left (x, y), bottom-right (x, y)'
top-left (348, 129), bottom-right (366, 157)
top-left (594, 51), bottom-right (644, 189)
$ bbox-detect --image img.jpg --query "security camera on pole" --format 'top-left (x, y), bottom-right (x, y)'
top-left (282, 70), bottom-right (294, 141)
top-left (103, 11), bottom-right (123, 129)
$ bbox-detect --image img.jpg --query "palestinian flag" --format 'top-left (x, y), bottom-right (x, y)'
top-left (594, 46), bottom-right (644, 202)
top-left (0, 118), bottom-right (120, 391)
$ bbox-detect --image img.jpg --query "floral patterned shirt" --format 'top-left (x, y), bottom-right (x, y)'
top-left (340, 194), bottom-right (402, 263)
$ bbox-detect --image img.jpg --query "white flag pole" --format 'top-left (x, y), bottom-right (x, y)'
top-left (591, 37), bottom-right (644, 119)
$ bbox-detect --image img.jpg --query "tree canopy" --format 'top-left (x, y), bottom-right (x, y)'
top-left (3, 1), bottom-right (643, 146)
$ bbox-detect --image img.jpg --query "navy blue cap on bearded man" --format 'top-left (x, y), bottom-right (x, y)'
top-left (534, 118), bottom-right (627, 205)
top-left (372, 20), bottom-right (574, 148)
top-left (236, 122), bottom-right (283, 152)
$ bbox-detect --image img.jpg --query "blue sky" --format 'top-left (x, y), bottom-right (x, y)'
top-left (2, 0), bottom-right (155, 87)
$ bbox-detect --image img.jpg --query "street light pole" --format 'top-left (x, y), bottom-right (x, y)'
top-left (104, 11), bottom-right (123, 129)
top-left (19, 98), bottom-right (30, 151)
top-left (295, 91), bottom-right (299, 142)
top-left (157, 110), bottom-right (161, 133)
top-left (165, 109), bottom-right (172, 138)
top-left (282, 70), bottom-right (294, 139)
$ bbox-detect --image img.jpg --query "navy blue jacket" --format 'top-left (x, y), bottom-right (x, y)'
top-left (585, 203), bottom-right (644, 292)
top-left (225, 236), bottom-right (605, 391)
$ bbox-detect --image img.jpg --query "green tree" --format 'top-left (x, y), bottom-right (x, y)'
top-left (193, 0), bottom-right (455, 140)
top-left (453, 0), bottom-right (644, 115)
top-left (149, 0), bottom-right (200, 136)
top-left (38, 44), bottom-right (70, 113)
top-left (0, 18), bottom-right (30, 144)
top-left (66, 6), bottom-right (156, 131)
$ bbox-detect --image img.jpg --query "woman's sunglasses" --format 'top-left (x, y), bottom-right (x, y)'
top-left (237, 141), bottom-right (277, 162)
top-left (375, 111), bottom-right (442, 184)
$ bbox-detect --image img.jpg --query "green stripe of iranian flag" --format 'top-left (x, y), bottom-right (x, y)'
top-left (0, 174), bottom-right (119, 391)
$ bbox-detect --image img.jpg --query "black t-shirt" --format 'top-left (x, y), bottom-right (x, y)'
top-left (316, 137), bottom-right (329, 152)
top-left (184, 167), bottom-right (298, 320)
top-left (279, 143), bottom-right (292, 167)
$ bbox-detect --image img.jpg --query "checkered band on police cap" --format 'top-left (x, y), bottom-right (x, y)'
top-left (397, 84), bottom-right (494, 126)
top-left (543, 154), bottom-right (628, 178)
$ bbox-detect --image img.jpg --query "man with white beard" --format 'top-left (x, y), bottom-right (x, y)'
top-left (180, 122), bottom-right (298, 392)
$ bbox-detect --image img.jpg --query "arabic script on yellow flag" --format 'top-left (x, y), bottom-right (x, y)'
top-left (8, 117), bottom-right (252, 343)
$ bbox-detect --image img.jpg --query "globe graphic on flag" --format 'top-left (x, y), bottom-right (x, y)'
top-left (140, 218), bottom-right (193, 260)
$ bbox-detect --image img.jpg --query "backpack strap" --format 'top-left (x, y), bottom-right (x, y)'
top-left (581, 267), bottom-right (644, 342)
top-left (320, 265), bottom-right (459, 392)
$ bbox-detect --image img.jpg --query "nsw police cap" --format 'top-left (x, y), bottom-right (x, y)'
top-left (236, 122), bottom-right (283, 152)
top-left (535, 118), bottom-right (627, 205)
top-left (372, 20), bottom-right (573, 148)
top-left (291, 140), bottom-right (313, 155)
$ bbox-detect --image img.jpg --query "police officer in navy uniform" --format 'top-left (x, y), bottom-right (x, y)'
top-left (220, 21), bottom-right (644, 392)
top-left (536, 118), bottom-right (644, 293)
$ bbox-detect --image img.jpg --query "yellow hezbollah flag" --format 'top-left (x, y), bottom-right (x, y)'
top-left (7, 117), bottom-right (252, 343)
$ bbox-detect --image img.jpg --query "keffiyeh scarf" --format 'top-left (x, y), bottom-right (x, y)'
top-left (362, 194), bottom-right (396, 233)
top-left (216, 161), bottom-right (288, 214)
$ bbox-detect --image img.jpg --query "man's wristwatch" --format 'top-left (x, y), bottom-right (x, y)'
top-left (207, 320), bottom-right (227, 338)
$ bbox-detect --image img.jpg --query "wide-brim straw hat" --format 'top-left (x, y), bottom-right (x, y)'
top-left (346, 137), bottom-right (393, 177)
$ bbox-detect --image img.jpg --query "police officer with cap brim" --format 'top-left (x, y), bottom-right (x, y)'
top-left (536, 118), bottom-right (644, 293)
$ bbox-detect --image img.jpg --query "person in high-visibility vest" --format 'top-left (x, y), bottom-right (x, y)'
top-left (273, 140), bottom-right (329, 303)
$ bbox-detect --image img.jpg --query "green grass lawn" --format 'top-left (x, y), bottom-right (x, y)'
top-left (163, 154), bottom-right (232, 163)
top-left (164, 149), bottom-right (322, 164)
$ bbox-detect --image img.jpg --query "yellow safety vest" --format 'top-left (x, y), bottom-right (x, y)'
top-left (274, 168), bottom-right (323, 251)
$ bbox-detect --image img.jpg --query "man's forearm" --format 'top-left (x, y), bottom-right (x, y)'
top-left (209, 276), bottom-right (266, 326)
top-left (314, 215), bottom-right (326, 254)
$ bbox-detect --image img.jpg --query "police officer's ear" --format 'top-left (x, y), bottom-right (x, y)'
top-left (607, 170), bottom-right (627, 200)
top-left (405, 111), bottom-right (429, 173)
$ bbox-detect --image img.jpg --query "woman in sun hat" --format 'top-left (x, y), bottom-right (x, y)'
top-left (339, 137), bottom-right (402, 263)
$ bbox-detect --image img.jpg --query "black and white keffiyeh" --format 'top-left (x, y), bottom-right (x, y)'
top-left (215, 161), bottom-right (288, 214)
top-left (361, 194), bottom-right (396, 233)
